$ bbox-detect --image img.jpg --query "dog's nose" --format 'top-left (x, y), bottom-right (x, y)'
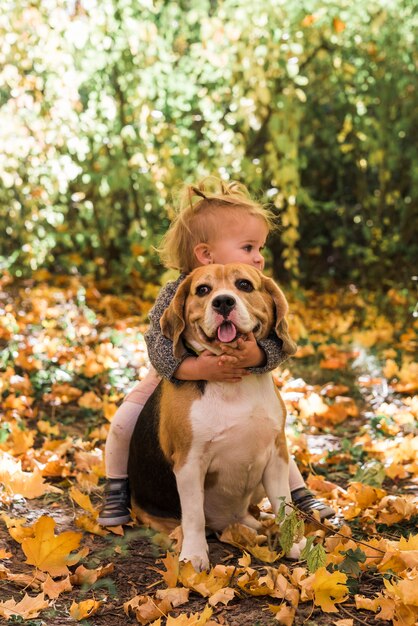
top-left (212, 294), bottom-right (236, 317)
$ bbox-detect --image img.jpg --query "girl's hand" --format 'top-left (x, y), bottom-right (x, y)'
top-left (175, 352), bottom-right (249, 383)
top-left (218, 332), bottom-right (266, 368)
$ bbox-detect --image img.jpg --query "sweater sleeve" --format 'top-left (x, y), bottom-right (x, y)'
top-left (144, 275), bottom-right (190, 382)
top-left (248, 334), bottom-right (292, 375)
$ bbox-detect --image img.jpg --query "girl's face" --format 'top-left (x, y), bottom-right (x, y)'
top-left (206, 214), bottom-right (268, 270)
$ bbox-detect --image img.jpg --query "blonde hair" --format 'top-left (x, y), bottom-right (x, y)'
top-left (158, 177), bottom-right (276, 273)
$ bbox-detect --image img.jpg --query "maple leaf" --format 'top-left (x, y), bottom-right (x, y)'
top-left (311, 567), bottom-right (348, 612)
top-left (70, 563), bottom-right (114, 586)
top-left (124, 594), bottom-right (173, 625)
top-left (164, 604), bottom-right (213, 625)
top-left (384, 575), bottom-right (418, 606)
top-left (268, 603), bottom-right (295, 626)
top-left (219, 523), bottom-right (281, 563)
top-left (0, 549), bottom-right (12, 558)
top-left (155, 587), bottom-right (190, 608)
top-left (69, 598), bottom-right (103, 621)
top-left (0, 592), bottom-right (49, 620)
top-left (355, 593), bottom-right (396, 620)
top-left (0, 451), bottom-right (52, 499)
top-left (42, 574), bottom-right (73, 599)
top-left (156, 551), bottom-right (180, 588)
top-left (21, 515), bottom-right (82, 576)
top-left (69, 486), bottom-right (97, 516)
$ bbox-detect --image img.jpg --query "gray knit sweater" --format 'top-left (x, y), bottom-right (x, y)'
top-left (144, 274), bottom-right (291, 383)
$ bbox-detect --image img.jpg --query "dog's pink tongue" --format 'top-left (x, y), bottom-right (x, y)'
top-left (217, 321), bottom-right (237, 343)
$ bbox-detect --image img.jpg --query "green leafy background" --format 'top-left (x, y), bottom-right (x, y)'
top-left (0, 0), bottom-right (417, 288)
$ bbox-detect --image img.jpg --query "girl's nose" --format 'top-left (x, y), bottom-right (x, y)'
top-left (254, 252), bottom-right (264, 269)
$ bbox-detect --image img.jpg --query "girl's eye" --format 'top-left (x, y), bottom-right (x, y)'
top-left (196, 284), bottom-right (212, 297)
top-left (243, 245), bottom-right (252, 252)
top-left (235, 279), bottom-right (254, 293)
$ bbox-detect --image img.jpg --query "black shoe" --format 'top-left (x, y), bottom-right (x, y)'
top-left (291, 487), bottom-right (336, 521)
top-left (98, 478), bottom-right (131, 526)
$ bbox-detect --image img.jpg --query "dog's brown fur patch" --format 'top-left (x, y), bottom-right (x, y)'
top-left (159, 379), bottom-right (199, 469)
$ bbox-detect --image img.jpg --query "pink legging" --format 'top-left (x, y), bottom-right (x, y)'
top-left (105, 366), bottom-right (161, 478)
top-left (104, 367), bottom-right (306, 491)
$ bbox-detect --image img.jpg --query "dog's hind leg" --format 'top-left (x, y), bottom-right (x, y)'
top-left (175, 457), bottom-right (210, 571)
top-left (262, 454), bottom-right (306, 560)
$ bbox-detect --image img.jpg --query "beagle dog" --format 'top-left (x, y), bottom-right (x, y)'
top-left (128, 263), bottom-right (304, 570)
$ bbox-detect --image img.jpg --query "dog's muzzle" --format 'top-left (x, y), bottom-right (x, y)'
top-left (211, 294), bottom-right (238, 343)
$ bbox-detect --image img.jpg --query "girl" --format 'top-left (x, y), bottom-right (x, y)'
top-left (98, 179), bottom-right (335, 525)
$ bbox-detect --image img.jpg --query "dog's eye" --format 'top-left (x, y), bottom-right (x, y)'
top-left (196, 284), bottom-right (212, 297)
top-left (235, 279), bottom-right (254, 292)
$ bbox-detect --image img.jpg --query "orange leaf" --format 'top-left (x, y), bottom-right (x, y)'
top-left (69, 598), bottom-right (103, 621)
top-left (333, 17), bottom-right (346, 33)
top-left (269, 603), bottom-right (295, 625)
top-left (42, 574), bottom-right (72, 599)
top-left (0, 592), bottom-right (49, 620)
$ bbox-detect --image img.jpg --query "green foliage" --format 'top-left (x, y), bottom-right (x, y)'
top-left (278, 509), bottom-right (305, 554)
top-left (338, 548), bottom-right (367, 577)
top-left (0, 0), bottom-right (417, 286)
top-left (305, 543), bottom-right (327, 573)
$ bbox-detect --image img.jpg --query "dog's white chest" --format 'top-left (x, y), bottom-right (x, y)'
top-left (188, 374), bottom-right (283, 468)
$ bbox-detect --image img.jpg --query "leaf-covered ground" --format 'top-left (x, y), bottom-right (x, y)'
top-left (0, 271), bottom-right (417, 625)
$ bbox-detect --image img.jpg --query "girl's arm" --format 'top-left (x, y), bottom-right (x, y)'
top-left (144, 276), bottom-right (189, 383)
top-left (219, 331), bottom-right (297, 374)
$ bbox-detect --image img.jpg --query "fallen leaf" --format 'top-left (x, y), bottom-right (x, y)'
top-left (69, 598), bottom-right (103, 621)
top-left (311, 567), bottom-right (348, 612)
top-left (0, 592), bottom-right (49, 620)
top-left (269, 603), bottom-right (295, 625)
top-left (42, 574), bottom-right (72, 599)
top-left (21, 515), bottom-right (82, 576)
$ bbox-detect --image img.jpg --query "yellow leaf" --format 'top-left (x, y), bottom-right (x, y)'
top-left (69, 486), bottom-right (97, 516)
top-left (128, 594), bottom-right (173, 624)
top-left (2, 514), bottom-right (35, 543)
top-left (0, 451), bottom-right (51, 499)
top-left (21, 515), bottom-right (82, 576)
top-left (37, 420), bottom-right (60, 436)
top-left (155, 587), bottom-right (190, 608)
top-left (69, 598), bottom-right (103, 621)
top-left (165, 604), bottom-right (213, 625)
top-left (208, 587), bottom-right (235, 606)
top-left (311, 567), bottom-right (348, 612)
top-left (157, 551), bottom-right (179, 588)
top-left (384, 575), bottom-right (418, 606)
top-left (354, 595), bottom-right (379, 612)
top-left (0, 592), bottom-right (49, 620)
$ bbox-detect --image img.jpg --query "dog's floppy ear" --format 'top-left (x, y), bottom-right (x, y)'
top-left (262, 275), bottom-right (298, 357)
top-left (160, 275), bottom-right (193, 359)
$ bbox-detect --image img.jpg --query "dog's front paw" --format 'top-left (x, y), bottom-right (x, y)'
top-left (286, 536), bottom-right (307, 561)
top-left (180, 543), bottom-right (209, 571)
